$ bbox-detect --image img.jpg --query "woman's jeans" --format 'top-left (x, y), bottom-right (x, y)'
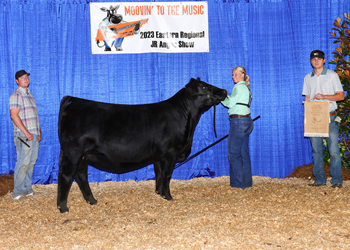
top-left (12, 132), bottom-right (39, 198)
top-left (228, 116), bottom-right (254, 189)
top-left (310, 114), bottom-right (342, 185)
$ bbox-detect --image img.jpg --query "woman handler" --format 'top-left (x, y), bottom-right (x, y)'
top-left (221, 66), bottom-right (253, 189)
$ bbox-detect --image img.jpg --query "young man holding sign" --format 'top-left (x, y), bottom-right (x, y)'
top-left (302, 50), bottom-right (344, 188)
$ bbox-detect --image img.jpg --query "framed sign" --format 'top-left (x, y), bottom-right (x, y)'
top-left (90, 2), bottom-right (209, 54)
top-left (304, 101), bottom-right (330, 137)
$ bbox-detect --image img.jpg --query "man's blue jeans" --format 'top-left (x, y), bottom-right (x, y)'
top-left (310, 114), bottom-right (342, 185)
top-left (12, 133), bottom-right (39, 198)
top-left (228, 116), bottom-right (254, 189)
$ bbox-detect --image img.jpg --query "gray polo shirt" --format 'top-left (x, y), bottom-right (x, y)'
top-left (302, 68), bottom-right (343, 112)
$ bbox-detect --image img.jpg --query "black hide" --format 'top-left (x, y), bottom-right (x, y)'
top-left (57, 77), bottom-right (227, 213)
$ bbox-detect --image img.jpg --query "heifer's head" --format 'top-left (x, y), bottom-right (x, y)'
top-left (100, 5), bottom-right (123, 24)
top-left (185, 78), bottom-right (227, 112)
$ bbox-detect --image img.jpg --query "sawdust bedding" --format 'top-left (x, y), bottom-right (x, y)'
top-left (1, 176), bottom-right (350, 249)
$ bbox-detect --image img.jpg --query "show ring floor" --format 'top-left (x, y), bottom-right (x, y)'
top-left (1, 164), bottom-right (350, 249)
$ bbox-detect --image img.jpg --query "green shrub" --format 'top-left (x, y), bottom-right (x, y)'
top-left (329, 13), bottom-right (350, 168)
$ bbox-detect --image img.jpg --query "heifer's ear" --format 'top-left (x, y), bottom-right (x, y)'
top-left (188, 77), bottom-right (201, 84)
top-left (185, 78), bottom-right (201, 93)
top-left (185, 78), bottom-right (195, 88)
top-left (100, 7), bottom-right (108, 12)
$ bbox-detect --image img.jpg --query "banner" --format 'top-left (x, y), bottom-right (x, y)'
top-left (304, 101), bottom-right (330, 137)
top-left (90, 2), bottom-right (209, 54)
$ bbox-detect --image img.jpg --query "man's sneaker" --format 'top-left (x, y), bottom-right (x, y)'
top-left (13, 195), bottom-right (21, 200)
top-left (26, 192), bottom-right (33, 196)
top-left (331, 183), bottom-right (342, 188)
top-left (308, 182), bottom-right (326, 187)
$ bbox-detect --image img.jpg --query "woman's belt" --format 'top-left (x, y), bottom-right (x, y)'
top-left (229, 114), bottom-right (250, 118)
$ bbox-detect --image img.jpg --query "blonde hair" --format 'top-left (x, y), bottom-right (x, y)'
top-left (233, 66), bottom-right (250, 88)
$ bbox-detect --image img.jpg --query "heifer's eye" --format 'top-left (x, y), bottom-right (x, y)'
top-left (202, 86), bottom-right (207, 89)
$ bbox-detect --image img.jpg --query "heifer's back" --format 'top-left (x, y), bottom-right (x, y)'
top-left (57, 78), bottom-right (227, 213)
top-left (59, 95), bottom-right (190, 173)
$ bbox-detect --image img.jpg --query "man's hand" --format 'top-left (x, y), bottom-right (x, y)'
top-left (314, 91), bottom-right (344, 101)
top-left (37, 129), bottom-right (42, 142)
top-left (314, 93), bottom-right (325, 100)
top-left (25, 132), bottom-right (34, 141)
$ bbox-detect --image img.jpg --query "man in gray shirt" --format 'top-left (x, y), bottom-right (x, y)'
top-left (302, 50), bottom-right (344, 188)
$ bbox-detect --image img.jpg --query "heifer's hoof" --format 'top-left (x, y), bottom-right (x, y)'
top-left (156, 190), bottom-right (173, 200)
top-left (87, 199), bottom-right (97, 205)
top-left (163, 195), bottom-right (173, 201)
top-left (58, 206), bottom-right (69, 213)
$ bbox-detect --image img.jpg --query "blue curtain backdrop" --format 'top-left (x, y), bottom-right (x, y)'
top-left (1, 0), bottom-right (349, 184)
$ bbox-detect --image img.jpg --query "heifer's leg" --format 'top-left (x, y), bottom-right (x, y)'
top-left (162, 165), bottom-right (175, 200)
top-left (74, 160), bottom-right (97, 205)
top-left (154, 162), bottom-right (162, 195)
top-left (154, 160), bottom-right (175, 200)
top-left (57, 150), bottom-right (76, 213)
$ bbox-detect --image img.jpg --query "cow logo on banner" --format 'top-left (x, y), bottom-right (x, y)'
top-left (90, 2), bottom-right (209, 54)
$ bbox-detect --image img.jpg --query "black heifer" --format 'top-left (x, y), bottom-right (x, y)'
top-left (57, 78), bottom-right (227, 213)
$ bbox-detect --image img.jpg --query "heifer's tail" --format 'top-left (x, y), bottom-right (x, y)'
top-left (59, 96), bottom-right (72, 114)
top-left (58, 96), bottom-right (73, 138)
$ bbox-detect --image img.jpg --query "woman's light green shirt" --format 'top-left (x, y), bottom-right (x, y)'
top-left (221, 81), bottom-right (251, 116)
